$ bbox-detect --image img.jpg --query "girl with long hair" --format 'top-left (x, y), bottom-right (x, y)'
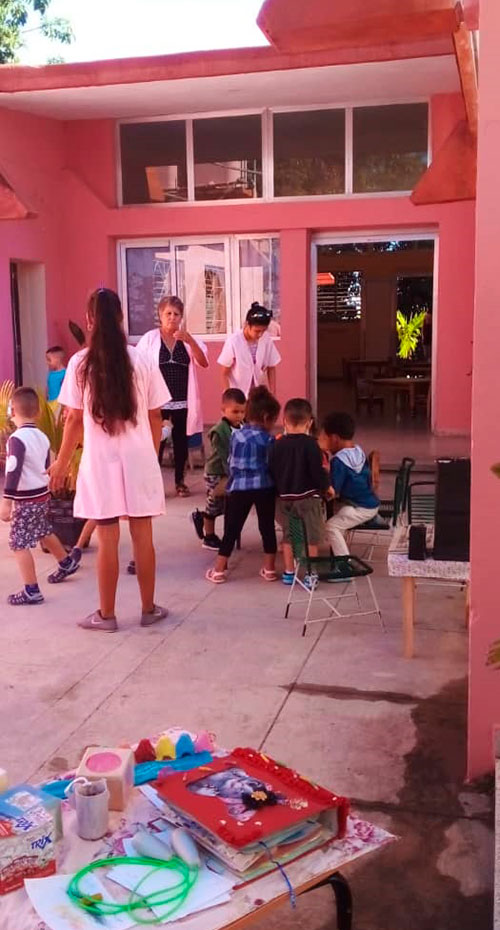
top-left (49, 288), bottom-right (170, 632)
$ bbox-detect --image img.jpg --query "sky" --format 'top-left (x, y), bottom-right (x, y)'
top-left (20, 0), bottom-right (268, 65)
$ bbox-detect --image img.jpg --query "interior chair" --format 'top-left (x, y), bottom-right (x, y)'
top-left (284, 513), bottom-right (384, 637)
top-left (354, 377), bottom-right (384, 416)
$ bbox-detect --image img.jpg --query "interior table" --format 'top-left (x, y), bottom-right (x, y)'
top-left (1, 785), bottom-right (394, 930)
top-left (388, 525), bottom-right (470, 658)
top-left (370, 376), bottom-right (430, 417)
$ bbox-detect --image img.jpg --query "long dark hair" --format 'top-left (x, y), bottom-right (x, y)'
top-left (82, 288), bottom-right (137, 435)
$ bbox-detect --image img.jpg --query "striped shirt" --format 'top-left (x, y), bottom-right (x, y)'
top-left (227, 425), bottom-right (275, 492)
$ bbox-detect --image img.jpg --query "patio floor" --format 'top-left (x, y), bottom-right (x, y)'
top-left (0, 471), bottom-right (492, 930)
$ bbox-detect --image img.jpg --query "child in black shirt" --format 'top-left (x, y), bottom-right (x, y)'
top-left (268, 398), bottom-right (332, 584)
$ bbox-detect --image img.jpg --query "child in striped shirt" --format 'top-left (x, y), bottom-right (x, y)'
top-left (0, 387), bottom-right (79, 605)
top-left (206, 386), bottom-right (280, 584)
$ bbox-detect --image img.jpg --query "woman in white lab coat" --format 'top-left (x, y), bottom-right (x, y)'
top-left (217, 303), bottom-right (281, 398)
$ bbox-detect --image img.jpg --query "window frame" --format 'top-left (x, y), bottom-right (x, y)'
top-left (116, 99), bottom-right (431, 207)
top-left (117, 232), bottom-right (281, 342)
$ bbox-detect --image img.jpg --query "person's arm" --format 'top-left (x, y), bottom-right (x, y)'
top-left (221, 366), bottom-right (232, 391)
top-left (148, 407), bottom-right (163, 455)
top-left (267, 366), bottom-right (276, 395)
top-left (0, 498), bottom-right (12, 521)
top-left (49, 409), bottom-right (83, 491)
top-left (174, 331), bottom-right (208, 368)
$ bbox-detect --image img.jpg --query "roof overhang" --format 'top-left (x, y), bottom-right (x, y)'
top-left (0, 53), bottom-right (459, 121)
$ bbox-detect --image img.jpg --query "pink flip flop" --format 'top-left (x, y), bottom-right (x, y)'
top-left (259, 568), bottom-right (278, 582)
top-left (206, 568), bottom-right (227, 584)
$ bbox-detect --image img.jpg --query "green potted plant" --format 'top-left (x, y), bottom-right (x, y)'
top-left (396, 309), bottom-right (427, 360)
top-left (0, 380), bottom-right (15, 470)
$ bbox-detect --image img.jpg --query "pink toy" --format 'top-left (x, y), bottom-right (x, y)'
top-left (76, 747), bottom-right (134, 811)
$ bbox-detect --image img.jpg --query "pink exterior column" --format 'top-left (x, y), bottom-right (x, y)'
top-left (468, 0), bottom-right (500, 776)
top-left (279, 229), bottom-right (310, 402)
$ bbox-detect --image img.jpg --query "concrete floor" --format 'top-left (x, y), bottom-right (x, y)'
top-left (0, 471), bottom-right (493, 930)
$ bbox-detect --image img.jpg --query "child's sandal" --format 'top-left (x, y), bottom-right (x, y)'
top-left (259, 568), bottom-right (278, 582)
top-left (206, 568), bottom-right (227, 584)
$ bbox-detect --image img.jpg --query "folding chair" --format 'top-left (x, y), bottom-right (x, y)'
top-left (284, 513), bottom-right (384, 637)
top-left (347, 455), bottom-right (416, 560)
top-left (407, 480), bottom-right (436, 524)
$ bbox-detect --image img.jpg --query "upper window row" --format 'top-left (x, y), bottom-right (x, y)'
top-left (119, 103), bottom-right (429, 205)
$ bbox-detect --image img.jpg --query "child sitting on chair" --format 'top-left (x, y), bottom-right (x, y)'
top-left (320, 412), bottom-right (379, 556)
top-left (268, 398), bottom-right (332, 585)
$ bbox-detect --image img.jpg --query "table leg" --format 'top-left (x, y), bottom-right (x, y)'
top-left (409, 384), bottom-right (416, 417)
top-left (301, 871), bottom-right (353, 930)
top-left (402, 576), bottom-right (415, 658)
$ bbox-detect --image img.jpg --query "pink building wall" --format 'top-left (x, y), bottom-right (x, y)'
top-left (0, 109), bottom-right (67, 380)
top-left (0, 93), bottom-right (474, 435)
top-left (468, 0), bottom-right (500, 777)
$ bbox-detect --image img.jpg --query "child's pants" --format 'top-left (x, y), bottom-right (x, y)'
top-left (326, 504), bottom-right (379, 556)
top-left (219, 489), bottom-right (276, 558)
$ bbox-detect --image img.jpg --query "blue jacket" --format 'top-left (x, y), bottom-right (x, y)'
top-left (331, 446), bottom-right (379, 509)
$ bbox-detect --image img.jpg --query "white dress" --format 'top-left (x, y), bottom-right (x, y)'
top-left (59, 346), bottom-right (170, 520)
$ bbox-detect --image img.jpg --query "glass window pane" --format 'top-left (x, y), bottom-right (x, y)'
top-left (273, 110), bottom-right (345, 196)
top-left (175, 243), bottom-right (227, 334)
top-left (125, 246), bottom-right (173, 336)
top-left (353, 104), bottom-right (428, 193)
top-left (193, 116), bottom-right (262, 200)
top-left (120, 121), bottom-right (187, 204)
top-left (239, 238), bottom-right (280, 331)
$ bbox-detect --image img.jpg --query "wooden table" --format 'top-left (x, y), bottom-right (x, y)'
top-left (2, 784), bottom-right (394, 930)
top-left (388, 525), bottom-right (470, 658)
top-left (370, 376), bottom-right (430, 417)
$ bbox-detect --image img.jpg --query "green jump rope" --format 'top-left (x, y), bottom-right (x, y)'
top-left (67, 855), bottom-right (199, 926)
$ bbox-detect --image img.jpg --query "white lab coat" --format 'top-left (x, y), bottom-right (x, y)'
top-left (217, 330), bottom-right (281, 395)
top-left (137, 328), bottom-right (208, 436)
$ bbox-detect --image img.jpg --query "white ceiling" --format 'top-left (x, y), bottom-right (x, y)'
top-left (0, 55), bottom-right (459, 121)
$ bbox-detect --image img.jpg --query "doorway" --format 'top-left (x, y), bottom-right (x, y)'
top-left (10, 261), bottom-right (47, 389)
top-left (313, 237), bottom-right (435, 430)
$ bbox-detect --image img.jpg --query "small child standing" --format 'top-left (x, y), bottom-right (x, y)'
top-left (191, 388), bottom-right (246, 550)
top-left (206, 386), bottom-right (280, 584)
top-left (46, 346), bottom-right (66, 407)
top-left (0, 388), bottom-right (79, 605)
top-left (268, 398), bottom-right (332, 583)
top-left (321, 412), bottom-right (379, 556)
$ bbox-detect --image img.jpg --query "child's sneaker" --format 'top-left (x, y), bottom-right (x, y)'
top-left (191, 509), bottom-right (205, 541)
top-left (303, 573), bottom-right (319, 590)
top-left (7, 586), bottom-right (44, 606)
top-left (202, 533), bottom-right (221, 550)
top-left (48, 555), bottom-right (80, 584)
top-left (70, 546), bottom-right (82, 565)
top-left (282, 571), bottom-right (295, 585)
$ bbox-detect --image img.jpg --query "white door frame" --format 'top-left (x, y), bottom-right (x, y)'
top-left (310, 229), bottom-right (438, 430)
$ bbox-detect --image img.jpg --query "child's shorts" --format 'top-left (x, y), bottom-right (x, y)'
top-left (276, 497), bottom-right (325, 546)
top-left (9, 499), bottom-right (53, 551)
top-left (204, 475), bottom-right (225, 519)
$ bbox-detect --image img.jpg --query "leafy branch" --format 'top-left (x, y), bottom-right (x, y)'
top-left (396, 309), bottom-right (426, 360)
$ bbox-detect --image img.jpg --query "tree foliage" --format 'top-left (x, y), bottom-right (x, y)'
top-left (0, 0), bottom-right (73, 64)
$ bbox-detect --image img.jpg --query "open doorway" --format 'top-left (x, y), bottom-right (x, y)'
top-left (314, 238), bottom-right (435, 431)
top-left (10, 261), bottom-right (47, 389)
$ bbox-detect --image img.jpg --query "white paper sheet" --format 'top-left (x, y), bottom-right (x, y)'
top-left (25, 872), bottom-right (136, 930)
top-left (107, 853), bottom-right (234, 922)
